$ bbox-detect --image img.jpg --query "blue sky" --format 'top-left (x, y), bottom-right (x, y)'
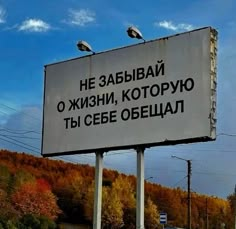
top-left (0, 0), bottom-right (236, 198)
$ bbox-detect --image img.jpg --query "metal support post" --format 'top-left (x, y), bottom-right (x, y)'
top-left (93, 151), bottom-right (103, 229)
top-left (136, 147), bottom-right (145, 229)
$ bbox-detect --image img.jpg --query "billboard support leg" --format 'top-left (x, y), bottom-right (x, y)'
top-left (136, 147), bottom-right (145, 229)
top-left (93, 151), bottom-right (103, 229)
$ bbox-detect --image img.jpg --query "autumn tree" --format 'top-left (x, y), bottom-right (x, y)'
top-left (112, 175), bottom-right (135, 209)
top-left (12, 169), bottom-right (35, 190)
top-left (0, 188), bottom-right (19, 220)
top-left (54, 171), bottom-right (89, 223)
top-left (112, 175), bottom-right (136, 228)
top-left (0, 150), bottom-right (232, 228)
top-left (102, 186), bottom-right (123, 228)
top-left (0, 165), bottom-right (11, 192)
top-left (84, 176), bottom-right (131, 227)
top-left (11, 179), bottom-right (61, 220)
top-left (83, 181), bottom-right (95, 223)
top-left (224, 194), bottom-right (235, 228)
top-left (145, 197), bottom-right (160, 229)
top-left (0, 165), bottom-right (19, 220)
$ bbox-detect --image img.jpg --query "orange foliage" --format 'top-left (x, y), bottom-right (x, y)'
top-left (11, 179), bottom-right (61, 220)
top-left (0, 149), bottom-right (232, 228)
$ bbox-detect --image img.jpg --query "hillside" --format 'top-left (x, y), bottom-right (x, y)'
top-left (0, 149), bottom-right (233, 228)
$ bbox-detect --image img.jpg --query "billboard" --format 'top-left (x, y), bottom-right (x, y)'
top-left (42, 27), bottom-right (217, 156)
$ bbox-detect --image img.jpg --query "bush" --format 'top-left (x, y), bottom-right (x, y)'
top-left (0, 214), bottom-right (56, 229)
top-left (17, 214), bottom-right (56, 229)
top-left (38, 216), bottom-right (56, 229)
top-left (19, 214), bottom-right (40, 228)
top-left (0, 217), bottom-right (7, 229)
top-left (0, 223), bottom-right (4, 229)
top-left (0, 218), bottom-right (17, 229)
top-left (6, 221), bottom-right (17, 229)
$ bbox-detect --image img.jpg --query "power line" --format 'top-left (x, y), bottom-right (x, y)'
top-left (0, 134), bottom-right (40, 140)
top-left (0, 110), bottom-right (10, 116)
top-left (172, 175), bottom-right (188, 187)
top-left (193, 171), bottom-right (236, 177)
top-left (146, 147), bottom-right (236, 154)
top-left (2, 99), bottom-right (236, 173)
top-left (0, 103), bottom-right (41, 122)
top-left (217, 133), bottom-right (236, 137)
top-left (0, 106), bottom-right (41, 132)
top-left (0, 128), bottom-right (41, 135)
top-left (0, 137), bottom-right (40, 154)
top-left (0, 135), bottom-right (40, 151)
top-left (56, 155), bottom-right (94, 165)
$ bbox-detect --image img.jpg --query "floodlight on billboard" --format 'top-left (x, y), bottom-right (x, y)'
top-left (42, 27), bottom-right (217, 156)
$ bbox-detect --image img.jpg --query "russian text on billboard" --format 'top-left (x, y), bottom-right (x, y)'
top-left (42, 27), bottom-right (217, 156)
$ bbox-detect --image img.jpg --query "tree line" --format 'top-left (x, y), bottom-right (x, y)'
top-left (0, 149), bottom-right (234, 228)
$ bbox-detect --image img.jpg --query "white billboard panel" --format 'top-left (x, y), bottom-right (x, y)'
top-left (42, 27), bottom-right (217, 156)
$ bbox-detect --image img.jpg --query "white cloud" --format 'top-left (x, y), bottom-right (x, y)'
top-left (0, 6), bottom-right (6, 24)
top-left (155, 20), bottom-right (194, 32)
top-left (18, 19), bottom-right (51, 32)
top-left (66, 9), bottom-right (95, 26)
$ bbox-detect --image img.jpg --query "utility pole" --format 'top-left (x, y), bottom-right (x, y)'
top-left (206, 198), bottom-right (208, 229)
top-left (172, 156), bottom-right (192, 229)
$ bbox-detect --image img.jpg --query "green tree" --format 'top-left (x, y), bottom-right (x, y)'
top-left (38, 216), bottom-right (57, 229)
top-left (19, 214), bottom-right (40, 229)
top-left (0, 165), bottom-right (11, 192)
top-left (12, 170), bottom-right (35, 190)
top-left (0, 189), bottom-right (19, 220)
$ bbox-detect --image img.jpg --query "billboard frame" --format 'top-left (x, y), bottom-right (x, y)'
top-left (41, 26), bottom-right (217, 157)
